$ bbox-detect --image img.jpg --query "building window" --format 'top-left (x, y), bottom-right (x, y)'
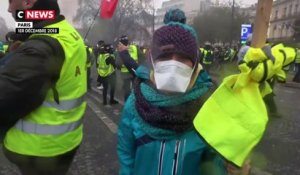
top-left (274, 10), bottom-right (278, 19)
top-left (283, 7), bottom-right (287, 18)
top-left (273, 25), bottom-right (277, 38)
top-left (295, 4), bottom-right (299, 14)
top-left (282, 23), bottom-right (287, 37)
top-left (289, 4), bottom-right (292, 16)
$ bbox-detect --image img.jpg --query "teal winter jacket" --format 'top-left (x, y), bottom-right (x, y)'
top-left (117, 66), bottom-right (227, 175)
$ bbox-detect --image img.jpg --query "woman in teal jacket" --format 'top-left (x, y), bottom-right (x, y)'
top-left (117, 14), bottom-right (227, 175)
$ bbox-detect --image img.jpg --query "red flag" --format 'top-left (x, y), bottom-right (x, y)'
top-left (100, 0), bottom-right (118, 19)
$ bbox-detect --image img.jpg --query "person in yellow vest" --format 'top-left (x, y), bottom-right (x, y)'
top-left (293, 48), bottom-right (300, 83)
top-left (97, 44), bottom-right (118, 105)
top-left (202, 43), bottom-right (214, 73)
top-left (85, 44), bottom-right (94, 90)
top-left (1, 0), bottom-right (87, 174)
top-left (199, 47), bottom-right (204, 63)
top-left (95, 40), bottom-right (105, 90)
top-left (116, 35), bottom-right (141, 101)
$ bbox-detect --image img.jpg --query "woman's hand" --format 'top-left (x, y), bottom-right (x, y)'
top-left (227, 160), bottom-right (251, 175)
top-left (117, 42), bottom-right (128, 52)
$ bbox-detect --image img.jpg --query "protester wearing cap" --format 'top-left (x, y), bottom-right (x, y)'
top-left (117, 9), bottom-right (227, 175)
top-left (97, 44), bottom-right (118, 105)
top-left (116, 35), bottom-right (145, 101)
top-left (95, 40), bottom-right (106, 89)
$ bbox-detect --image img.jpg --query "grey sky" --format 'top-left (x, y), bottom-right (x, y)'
top-left (154, 0), bottom-right (258, 8)
top-left (0, 0), bottom-right (257, 29)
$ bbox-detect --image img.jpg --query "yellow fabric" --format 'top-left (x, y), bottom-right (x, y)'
top-left (242, 48), bottom-right (274, 83)
top-left (193, 44), bottom-right (296, 167)
top-left (230, 49), bottom-right (236, 62)
top-left (4, 19), bottom-right (87, 157)
top-left (3, 44), bottom-right (8, 53)
top-left (271, 44), bottom-right (296, 81)
top-left (86, 47), bottom-right (93, 68)
top-left (121, 44), bottom-right (138, 73)
top-left (98, 53), bottom-right (114, 77)
top-left (296, 49), bottom-right (300, 64)
top-left (202, 49), bottom-right (212, 65)
top-left (194, 74), bottom-right (268, 167)
top-left (97, 53), bottom-right (104, 75)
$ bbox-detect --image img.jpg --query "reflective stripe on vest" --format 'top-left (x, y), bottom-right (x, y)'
top-left (15, 118), bottom-right (82, 135)
top-left (121, 44), bottom-right (138, 73)
top-left (296, 49), bottom-right (300, 64)
top-left (42, 95), bottom-right (85, 110)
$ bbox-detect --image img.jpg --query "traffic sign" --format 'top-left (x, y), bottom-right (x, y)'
top-left (241, 24), bottom-right (252, 43)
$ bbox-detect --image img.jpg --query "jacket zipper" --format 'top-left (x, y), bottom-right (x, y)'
top-left (172, 140), bottom-right (181, 175)
top-left (158, 140), bottom-right (166, 175)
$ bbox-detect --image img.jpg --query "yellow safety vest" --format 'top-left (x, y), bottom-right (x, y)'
top-left (97, 53), bottom-right (104, 73)
top-left (4, 19), bottom-right (87, 157)
top-left (86, 46), bottom-right (93, 68)
top-left (3, 44), bottom-right (8, 53)
top-left (97, 53), bottom-right (115, 77)
top-left (229, 49), bottom-right (236, 62)
top-left (295, 48), bottom-right (300, 64)
top-left (202, 49), bottom-right (213, 65)
top-left (199, 48), bottom-right (205, 62)
top-left (121, 44), bottom-right (138, 73)
top-left (224, 49), bottom-right (233, 61)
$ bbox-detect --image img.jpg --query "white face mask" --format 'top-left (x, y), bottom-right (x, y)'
top-left (152, 60), bottom-right (195, 93)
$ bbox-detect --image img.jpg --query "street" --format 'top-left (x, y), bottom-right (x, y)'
top-left (0, 67), bottom-right (300, 175)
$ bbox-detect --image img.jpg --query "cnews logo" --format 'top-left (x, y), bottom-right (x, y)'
top-left (16, 10), bottom-right (55, 20)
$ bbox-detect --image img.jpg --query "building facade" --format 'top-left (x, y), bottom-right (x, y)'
top-left (269, 0), bottom-right (300, 42)
top-left (154, 0), bottom-right (212, 29)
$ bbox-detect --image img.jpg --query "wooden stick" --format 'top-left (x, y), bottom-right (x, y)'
top-left (251, 0), bottom-right (273, 48)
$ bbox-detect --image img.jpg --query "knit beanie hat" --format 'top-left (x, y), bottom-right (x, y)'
top-left (151, 21), bottom-right (199, 65)
top-left (163, 8), bottom-right (186, 24)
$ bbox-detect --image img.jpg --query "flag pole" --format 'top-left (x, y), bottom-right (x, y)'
top-left (84, 8), bottom-right (100, 41)
top-left (251, 0), bottom-right (273, 48)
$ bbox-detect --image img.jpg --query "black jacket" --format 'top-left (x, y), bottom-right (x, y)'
top-left (0, 16), bottom-right (65, 129)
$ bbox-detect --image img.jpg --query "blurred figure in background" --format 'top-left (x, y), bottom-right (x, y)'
top-left (293, 48), bottom-right (300, 83)
top-left (85, 44), bottom-right (94, 90)
top-left (202, 42), bottom-right (214, 73)
top-left (98, 44), bottom-right (118, 105)
top-left (116, 35), bottom-right (141, 101)
top-left (95, 40), bottom-right (105, 90)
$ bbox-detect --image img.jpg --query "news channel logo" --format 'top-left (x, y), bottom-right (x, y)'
top-left (15, 10), bottom-right (59, 34)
